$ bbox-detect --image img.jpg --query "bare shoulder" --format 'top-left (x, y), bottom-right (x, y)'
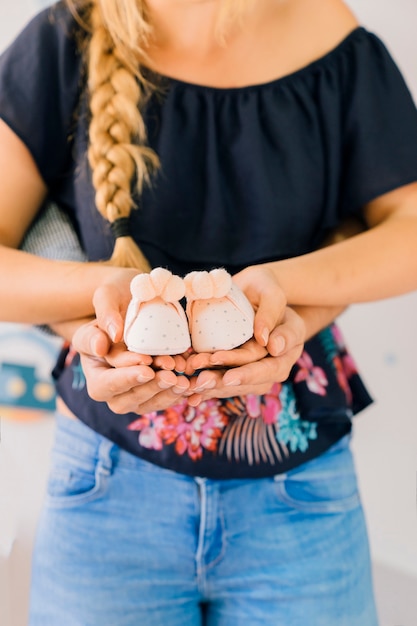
top-left (256, 0), bottom-right (360, 78)
top-left (284, 0), bottom-right (360, 51)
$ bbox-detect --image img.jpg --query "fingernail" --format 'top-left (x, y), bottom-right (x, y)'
top-left (158, 372), bottom-right (175, 389)
top-left (194, 379), bottom-right (216, 392)
top-left (188, 395), bottom-right (202, 407)
top-left (137, 373), bottom-right (153, 383)
top-left (90, 336), bottom-right (101, 355)
top-left (261, 328), bottom-right (269, 346)
top-left (158, 380), bottom-right (174, 390)
top-left (107, 323), bottom-right (118, 342)
top-left (224, 376), bottom-right (241, 387)
top-left (173, 385), bottom-right (187, 394)
top-left (274, 336), bottom-right (286, 354)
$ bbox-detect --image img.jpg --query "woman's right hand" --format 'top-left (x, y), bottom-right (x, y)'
top-left (72, 320), bottom-right (191, 414)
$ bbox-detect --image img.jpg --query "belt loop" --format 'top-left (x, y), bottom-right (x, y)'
top-left (98, 439), bottom-right (116, 474)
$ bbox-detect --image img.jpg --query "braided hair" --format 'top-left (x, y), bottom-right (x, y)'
top-left (66, 0), bottom-right (252, 271)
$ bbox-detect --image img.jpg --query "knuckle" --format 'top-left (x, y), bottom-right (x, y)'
top-left (105, 379), bottom-right (122, 395)
top-left (85, 382), bottom-right (104, 402)
top-left (107, 400), bottom-right (128, 415)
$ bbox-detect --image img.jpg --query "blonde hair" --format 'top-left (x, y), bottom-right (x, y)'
top-left (67, 0), bottom-right (251, 271)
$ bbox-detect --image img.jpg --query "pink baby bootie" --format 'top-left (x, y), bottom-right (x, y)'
top-left (124, 268), bottom-right (191, 355)
top-left (184, 268), bottom-right (255, 353)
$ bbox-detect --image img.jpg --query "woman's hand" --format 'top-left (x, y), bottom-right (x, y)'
top-left (72, 320), bottom-right (191, 414)
top-left (184, 306), bottom-right (306, 405)
top-left (68, 268), bottom-right (196, 414)
top-left (232, 264), bottom-right (288, 353)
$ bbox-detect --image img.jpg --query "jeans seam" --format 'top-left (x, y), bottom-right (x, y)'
top-left (195, 477), bottom-right (208, 596)
top-left (204, 502), bottom-right (227, 572)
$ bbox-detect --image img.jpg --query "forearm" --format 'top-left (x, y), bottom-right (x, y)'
top-left (291, 304), bottom-right (346, 340)
top-left (268, 211), bottom-right (417, 306)
top-left (0, 247), bottom-right (125, 324)
top-left (49, 317), bottom-right (95, 343)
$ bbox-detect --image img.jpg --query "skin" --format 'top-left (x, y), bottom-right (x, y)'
top-left (1, 0), bottom-right (417, 416)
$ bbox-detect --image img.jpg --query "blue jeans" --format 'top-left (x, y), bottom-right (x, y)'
top-left (29, 414), bottom-right (379, 626)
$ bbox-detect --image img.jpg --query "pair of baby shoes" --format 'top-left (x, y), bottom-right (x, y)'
top-left (123, 267), bottom-right (254, 355)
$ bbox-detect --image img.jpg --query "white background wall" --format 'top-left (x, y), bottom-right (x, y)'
top-left (344, 0), bottom-right (417, 583)
top-left (0, 1), bottom-right (416, 625)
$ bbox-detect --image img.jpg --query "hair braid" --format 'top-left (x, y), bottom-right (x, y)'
top-left (87, 1), bottom-right (158, 271)
top-left (66, 0), bottom-right (253, 272)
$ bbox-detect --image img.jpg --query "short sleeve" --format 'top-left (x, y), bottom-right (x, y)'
top-left (0, 3), bottom-right (83, 187)
top-left (340, 31), bottom-right (417, 215)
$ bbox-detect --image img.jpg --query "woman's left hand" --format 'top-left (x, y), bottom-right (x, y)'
top-left (184, 306), bottom-right (306, 406)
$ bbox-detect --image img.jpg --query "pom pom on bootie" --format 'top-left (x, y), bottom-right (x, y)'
top-left (184, 268), bottom-right (254, 353)
top-left (124, 268), bottom-right (191, 355)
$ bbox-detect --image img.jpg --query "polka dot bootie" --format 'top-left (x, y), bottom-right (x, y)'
top-left (123, 267), bottom-right (191, 355)
top-left (184, 268), bottom-right (254, 353)
top-left (124, 267), bottom-right (254, 355)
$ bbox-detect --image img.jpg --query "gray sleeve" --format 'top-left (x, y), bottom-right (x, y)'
top-left (21, 202), bottom-right (87, 262)
top-left (20, 202), bottom-right (87, 335)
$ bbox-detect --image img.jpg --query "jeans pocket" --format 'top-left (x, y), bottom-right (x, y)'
top-left (273, 436), bottom-right (361, 514)
top-left (46, 450), bottom-right (110, 509)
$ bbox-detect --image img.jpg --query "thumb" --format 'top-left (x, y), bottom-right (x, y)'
top-left (233, 266), bottom-right (287, 348)
top-left (72, 321), bottom-right (112, 358)
top-left (253, 287), bottom-right (286, 348)
top-left (93, 284), bottom-right (125, 343)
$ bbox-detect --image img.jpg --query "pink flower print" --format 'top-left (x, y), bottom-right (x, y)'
top-left (127, 399), bottom-right (228, 461)
top-left (127, 413), bottom-right (164, 450)
top-left (175, 418), bottom-right (205, 460)
top-left (332, 353), bottom-right (360, 406)
top-left (342, 353), bottom-right (358, 378)
top-left (153, 407), bottom-right (184, 446)
top-left (173, 400), bottom-right (229, 460)
top-left (246, 394), bottom-right (262, 418)
top-left (262, 391), bottom-right (282, 424)
top-left (294, 351), bottom-right (328, 396)
top-left (331, 324), bottom-right (346, 349)
top-left (244, 382), bottom-right (282, 424)
top-left (200, 408), bottom-right (229, 452)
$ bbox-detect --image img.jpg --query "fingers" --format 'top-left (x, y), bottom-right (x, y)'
top-left (92, 267), bottom-right (140, 342)
top-left (133, 376), bottom-right (190, 414)
top-left (105, 344), bottom-right (154, 367)
top-left (267, 307), bottom-right (306, 357)
top-left (93, 284), bottom-right (126, 343)
top-left (106, 372), bottom-right (190, 415)
top-left (253, 290), bottom-right (286, 348)
top-left (81, 354), bottom-right (191, 414)
top-left (82, 357), bottom-right (156, 402)
top-left (72, 320), bottom-right (112, 358)
top-left (185, 339), bottom-right (267, 373)
top-left (186, 348), bottom-right (301, 404)
top-left (72, 320), bottom-right (153, 366)
top-left (222, 347), bottom-right (303, 389)
top-left (233, 266), bottom-right (287, 347)
top-left (152, 354), bottom-right (189, 372)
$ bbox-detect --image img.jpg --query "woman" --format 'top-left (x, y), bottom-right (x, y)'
top-left (1, 0), bottom-right (417, 623)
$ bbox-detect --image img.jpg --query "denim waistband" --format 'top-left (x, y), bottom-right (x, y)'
top-left (53, 412), bottom-right (186, 477)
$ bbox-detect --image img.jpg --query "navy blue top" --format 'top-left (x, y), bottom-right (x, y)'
top-left (2, 2), bottom-right (417, 478)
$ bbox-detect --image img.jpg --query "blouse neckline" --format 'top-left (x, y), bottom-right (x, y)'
top-left (145, 27), bottom-right (365, 94)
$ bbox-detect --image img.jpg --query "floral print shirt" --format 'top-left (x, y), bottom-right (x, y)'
top-left (55, 323), bottom-right (372, 478)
